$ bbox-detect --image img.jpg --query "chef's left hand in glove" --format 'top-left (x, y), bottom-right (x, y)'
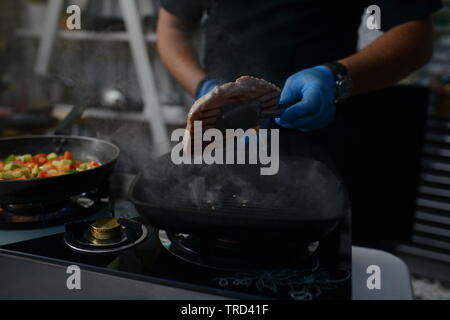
top-left (275, 65), bottom-right (336, 132)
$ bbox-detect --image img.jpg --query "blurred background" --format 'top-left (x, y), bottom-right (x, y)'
top-left (0, 0), bottom-right (449, 299)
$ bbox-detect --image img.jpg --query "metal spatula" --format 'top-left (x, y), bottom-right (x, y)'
top-left (216, 100), bottom-right (289, 131)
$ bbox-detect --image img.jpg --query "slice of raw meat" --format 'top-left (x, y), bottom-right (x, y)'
top-left (183, 76), bottom-right (280, 155)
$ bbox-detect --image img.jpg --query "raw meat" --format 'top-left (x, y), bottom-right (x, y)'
top-left (183, 76), bottom-right (280, 154)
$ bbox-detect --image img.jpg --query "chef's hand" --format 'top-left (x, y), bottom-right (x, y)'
top-left (195, 78), bottom-right (219, 100)
top-left (275, 65), bottom-right (336, 132)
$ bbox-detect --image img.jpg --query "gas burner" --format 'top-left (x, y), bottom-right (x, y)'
top-left (159, 230), bottom-right (319, 271)
top-left (90, 217), bottom-right (123, 241)
top-left (0, 192), bottom-right (103, 229)
top-left (64, 217), bottom-right (148, 254)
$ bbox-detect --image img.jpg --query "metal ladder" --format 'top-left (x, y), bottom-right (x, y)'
top-left (34, 0), bottom-right (170, 155)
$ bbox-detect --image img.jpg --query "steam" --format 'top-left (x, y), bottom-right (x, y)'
top-left (137, 150), bottom-right (332, 218)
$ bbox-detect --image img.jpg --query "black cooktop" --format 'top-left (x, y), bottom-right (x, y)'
top-left (1, 221), bottom-right (351, 300)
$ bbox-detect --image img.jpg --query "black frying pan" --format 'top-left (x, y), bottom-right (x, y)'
top-left (0, 103), bottom-right (120, 204)
top-left (0, 135), bottom-right (120, 204)
top-left (129, 126), bottom-right (349, 242)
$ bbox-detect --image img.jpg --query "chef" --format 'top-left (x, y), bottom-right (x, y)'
top-left (156, 1), bottom-right (443, 247)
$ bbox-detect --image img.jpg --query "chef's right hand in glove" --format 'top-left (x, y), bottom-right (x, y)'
top-left (275, 65), bottom-right (336, 132)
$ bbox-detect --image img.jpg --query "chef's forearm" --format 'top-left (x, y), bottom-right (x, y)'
top-left (156, 8), bottom-right (206, 96)
top-left (338, 16), bottom-right (434, 96)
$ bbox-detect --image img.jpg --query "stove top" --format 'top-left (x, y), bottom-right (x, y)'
top-left (0, 191), bottom-right (104, 230)
top-left (0, 198), bottom-right (351, 300)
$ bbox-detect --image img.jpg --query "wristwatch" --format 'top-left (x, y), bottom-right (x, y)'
top-left (324, 61), bottom-right (353, 102)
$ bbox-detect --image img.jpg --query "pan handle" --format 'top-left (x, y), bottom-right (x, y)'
top-left (54, 105), bottom-right (87, 135)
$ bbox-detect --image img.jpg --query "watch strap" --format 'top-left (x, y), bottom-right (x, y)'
top-left (324, 61), bottom-right (352, 101)
top-left (324, 62), bottom-right (348, 80)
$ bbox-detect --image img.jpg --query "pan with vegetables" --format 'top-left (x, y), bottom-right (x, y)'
top-left (0, 151), bottom-right (100, 180)
top-left (0, 135), bottom-right (120, 204)
top-left (0, 102), bottom-right (120, 204)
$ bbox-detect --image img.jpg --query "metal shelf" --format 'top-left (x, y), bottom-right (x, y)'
top-left (416, 211), bottom-right (450, 226)
top-left (52, 104), bottom-right (186, 126)
top-left (412, 235), bottom-right (450, 251)
top-left (397, 244), bottom-right (450, 264)
top-left (423, 145), bottom-right (450, 158)
top-left (417, 197), bottom-right (450, 212)
top-left (413, 223), bottom-right (450, 238)
top-left (400, 15), bottom-right (450, 269)
top-left (419, 185), bottom-right (450, 198)
top-left (421, 172), bottom-right (450, 185)
top-left (16, 28), bottom-right (157, 42)
top-left (422, 158), bottom-right (450, 172)
top-left (425, 132), bottom-right (450, 144)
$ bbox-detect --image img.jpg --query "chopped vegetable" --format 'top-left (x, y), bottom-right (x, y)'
top-left (31, 166), bottom-right (39, 178)
top-left (4, 162), bottom-right (20, 171)
top-left (0, 152), bottom-right (101, 180)
top-left (63, 152), bottom-right (72, 160)
top-left (37, 171), bottom-right (48, 178)
top-left (46, 153), bottom-right (57, 160)
top-left (4, 155), bottom-right (15, 163)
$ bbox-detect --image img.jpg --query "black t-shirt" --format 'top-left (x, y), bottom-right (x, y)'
top-left (160, 0), bottom-right (442, 88)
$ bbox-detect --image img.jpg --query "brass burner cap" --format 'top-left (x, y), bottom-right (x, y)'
top-left (90, 217), bottom-right (122, 240)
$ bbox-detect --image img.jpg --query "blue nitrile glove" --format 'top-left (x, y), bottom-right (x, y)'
top-left (275, 65), bottom-right (336, 132)
top-left (195, 78), bottom-right (219, 100)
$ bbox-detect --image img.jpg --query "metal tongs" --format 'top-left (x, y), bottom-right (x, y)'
top-left (216, 100), bottom-right (290, 131)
